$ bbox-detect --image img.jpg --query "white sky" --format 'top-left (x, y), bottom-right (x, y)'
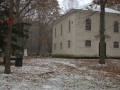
top-left (57, 0), bottom-right (93, 7)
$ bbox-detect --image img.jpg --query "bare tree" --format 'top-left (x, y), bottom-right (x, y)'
top-left (93, 0), bottom-right (120, 64)
top-left (4, 0), bottom-right (14, 74)
top-left (31, 0), bottom-right (60, 55)
top-left (99, 0), bottom-right (106, 64)
top-left (4, 0), bottom-right (33, 74)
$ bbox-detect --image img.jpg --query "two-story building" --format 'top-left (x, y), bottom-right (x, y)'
top-left (52, 8), bottom-right (120, 58)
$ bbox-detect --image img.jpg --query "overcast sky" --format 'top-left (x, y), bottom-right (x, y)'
top-left (57, 0), bottom-right (93, 7)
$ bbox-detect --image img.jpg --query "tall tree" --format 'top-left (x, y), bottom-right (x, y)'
top-left (99, 0), bottom-right (106, 64)
top-left (0, 2), bottom-right (8, 50)
top-left (4, 0), bottom-right (14, 74)
top-left (15, 0), bottom-right (32, 52)
top-left (33, 0), bottom-right (60, 55)
top-left (92, 0), bottom-right (106, 64)
top-left (2, 0), bottom-right (32, 74)
top-left (93, 0), bottom-right (120, 64)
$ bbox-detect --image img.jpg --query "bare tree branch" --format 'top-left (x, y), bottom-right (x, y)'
top-left (15, 0), bottom-right (32, 18)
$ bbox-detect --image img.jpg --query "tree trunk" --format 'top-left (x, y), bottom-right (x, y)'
top-left (37, 40), bottom-right (42, 56)
top-left (13, 0), bottom-right (20, 55)
top-left (99, 0), bottom-right (105, 64)
top-left (4, 0), bottom-right (14, 74)
top-left (47, 41), bottom-right (52, 53)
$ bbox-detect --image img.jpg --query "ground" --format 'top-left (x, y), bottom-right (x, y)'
top-left (0, 57), bottom-right (120, 90)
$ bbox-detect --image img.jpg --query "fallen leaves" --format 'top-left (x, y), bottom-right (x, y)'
top-left (0, 57), bottom-right (119, 90)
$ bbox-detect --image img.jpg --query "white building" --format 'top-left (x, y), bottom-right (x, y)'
top-left (52, 8), bottom-right (120, 58)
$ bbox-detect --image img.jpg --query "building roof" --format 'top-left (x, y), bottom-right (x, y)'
top-left (83, 4), bottom-right (120, 14)
top-left (52, 4), bottom-right (120, 26)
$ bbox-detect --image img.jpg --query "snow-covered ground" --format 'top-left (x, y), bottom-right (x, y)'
top-left (0, 57), bottom-right (120, 90)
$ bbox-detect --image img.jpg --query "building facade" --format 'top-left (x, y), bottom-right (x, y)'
top-left (52, 9), bottom-right (120, 58)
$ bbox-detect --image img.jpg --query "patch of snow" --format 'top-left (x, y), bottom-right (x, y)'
top-left (53, 60), bottom-right (77, 68)
top-left (0, 58), bottom-right (119, 90)
top-left (1, 74), bottom-right (13, 76)
top-left (97, 64), bottom-right (108, 67)
top-left (11, 81), bottom-right (28, 90)
top-left (86, 4), bottom-right (120, 14)
top-left (79, 67), bottom-right (87, 70)
top-left (42, 85), bottom-right (52, 89)
top-left (85, 76), bottom-right (94, 80)
top-left (75, 3), bottom-right (120, 14)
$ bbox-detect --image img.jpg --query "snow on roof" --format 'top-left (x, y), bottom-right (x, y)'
top-left (83, 4), bottom-right (120, 14)
top-left (53, 3), bottom-right (120, 25)
top-left (65, 3), bottom-right (120, 14)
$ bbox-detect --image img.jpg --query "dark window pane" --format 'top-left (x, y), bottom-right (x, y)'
top-left (54, 44), bottom-right (56, 50)
top-left (68, 40), bottom-right (70, 48)
top-left (61, 25), bottom-right (62, 35)
top-left (86, 18), bottom-right (91, 30)
top-left (114, 42), bottom-right (119, 48)
top-left (69, 20), bottom-right (71, 32)
top-left (60, 42), bottom-right (62, 49)
top-left (85, 40), bottom-right (91, 47)
top-left (114, 21), bottom-right (119, 32)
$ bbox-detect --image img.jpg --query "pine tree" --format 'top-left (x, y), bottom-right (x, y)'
top-left (0, 1), bottom-right (30, 74)
top-left (4, 0), bottom-right (14, 74)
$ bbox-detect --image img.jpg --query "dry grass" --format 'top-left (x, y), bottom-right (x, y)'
top-left (73, 59), bottom-right (120, 81)
top-left (0, 57), bottom-right (120, 90)
top-left (74, 59), bottom-right (120, 74)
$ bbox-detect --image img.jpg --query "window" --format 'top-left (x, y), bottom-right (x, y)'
top-left (55, 28), bottom-right (56, 37)
top-left (68, 20), bottom-right (71, 32)
top-left (54, 44), bottom-right (56, 50)
top-left (85, 18), bottom-right (91, 30)
top-left (68, 40), bottom-right (70, 48)
top-left (114, 42), bottom-right (119, 48)
top-left (60, 42), bottom-right (62, 49)
top-left (61, 25), bottom-right (62, 36)
top-left (114, 21), bottom-right (119, 32)
top-left (85, 40), bottom-right (91, 47)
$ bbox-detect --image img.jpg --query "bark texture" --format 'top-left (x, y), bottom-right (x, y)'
top-left (4, 0), bottom-right (14, 74)
top-left (99, 0), bottom-right (106, 64)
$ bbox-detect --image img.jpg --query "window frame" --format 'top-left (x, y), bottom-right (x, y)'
top-left (114, 41), bottom-right (119, 48)
top-left (68, 40), bottom-right (70, 48)
top-left (60, 42), bottom-right (62, 49)
top-left (54, 44), bottom-right (56, 50)
top-left (114, 21), bottom-right (119, 33)
top-left (85, 18), bottom-right (91, 30)
top-left (61, 24), bottom-right (62, 36)
top-left (68, 20), bottom-right (71, 32)
top-left (85, 40), bottom-right (91, 47)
